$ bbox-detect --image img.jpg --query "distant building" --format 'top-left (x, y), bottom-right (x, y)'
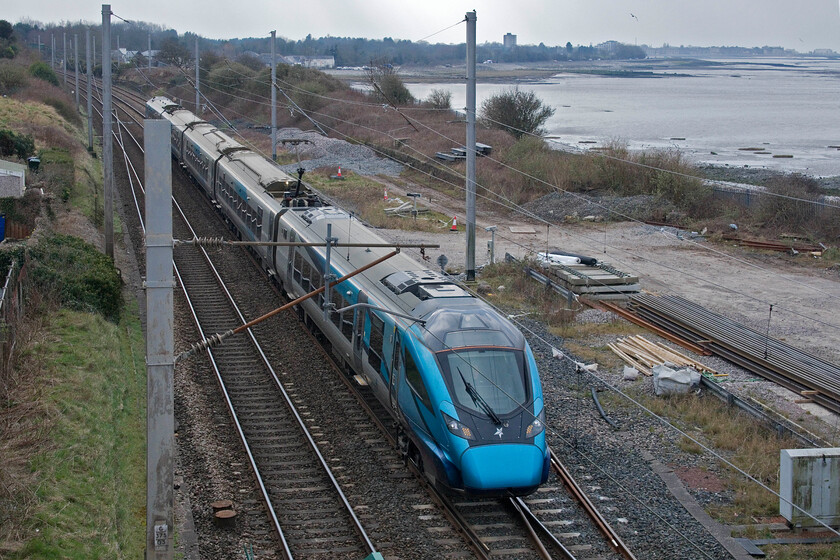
top-left (0, 160), bottom-right (26, 198)
top-left (112, 48), bottom-right (138, 64)
top-left (503, 33), bottom-right (517, 49)
top-left (283, 55), bottom-right (335, 69)
top-left (257, 54), bottom-right (336, 69)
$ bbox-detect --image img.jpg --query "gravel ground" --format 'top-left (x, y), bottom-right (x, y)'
top-left (522, 318), bottom-right (737, 560)
top-left (275, 128), bottom-right (404, 176)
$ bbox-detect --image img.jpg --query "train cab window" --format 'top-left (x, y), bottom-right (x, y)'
top-left (368, 314), bottom-right (384, 372)
top-left (405, 351), bottom-right (432, 410)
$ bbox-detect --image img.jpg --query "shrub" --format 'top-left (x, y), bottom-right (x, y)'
top-left (0, 59), bottom-right (27, 94)
top-left (28, 61), bottom-right (59, 86)
top-left (426, 88), bottom-right (452, 109)
top-left (44, 96), bottom-right (82, 126)
top-left (480, 87), bottom-right (555, 138)
top-left (755, 174), bottom-right (823, 234)
top-left (28, 234), bottom-right (122, 321)
top-left (0, 128), bottom-right (35, 159)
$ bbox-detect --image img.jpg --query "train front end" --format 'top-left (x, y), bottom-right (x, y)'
top-left (419, 303), bottom-right (550, 496)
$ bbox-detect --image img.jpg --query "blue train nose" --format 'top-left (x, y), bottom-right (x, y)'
top-left (460, 444), bottom-right (544, 490)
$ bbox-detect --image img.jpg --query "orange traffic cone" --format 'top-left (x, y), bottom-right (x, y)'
top-left (337, 167), bottom-right (342, 178)
top-left (450, 216), bottom-right (458, 231)
top-left (384, 187), bottom-right (388, 200)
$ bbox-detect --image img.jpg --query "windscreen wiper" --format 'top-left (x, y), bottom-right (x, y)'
top-left (458, 368), bottom-right (502, 426)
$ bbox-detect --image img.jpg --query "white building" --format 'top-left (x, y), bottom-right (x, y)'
top-left (0, 160), bottom-right (25, 198)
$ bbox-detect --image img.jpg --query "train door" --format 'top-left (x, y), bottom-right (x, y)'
top-left (389, 329), bottom-right (402, 413)
top-left (352, 291), bottom-right (368, 373)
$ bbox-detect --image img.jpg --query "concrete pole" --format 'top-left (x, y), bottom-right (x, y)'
top-left (93, 35), bottom-right (96, 67)
top-left (195, 38), bottom-right (200, 113)
top-left (144, 118), bottom-right (174, 560)
top-left (271, 30), bottom-right (277, 161)
top-left (63, 33), bottom-right (67, 86)
top-left (51, 34), bottom-right (55, 67)
top-left (86, 28), bottom-right (93, 152)
top-left (465, 10), bottom-right (477, 282)
top-left (74, 34), bottom-right (80, 109)
top-left (148, 33), bottom-right (152, 70)
top-left (102, 4), bottom-right (114, 260)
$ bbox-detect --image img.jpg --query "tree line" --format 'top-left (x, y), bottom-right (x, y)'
top-left (11, 19), bottom-right (645, 67)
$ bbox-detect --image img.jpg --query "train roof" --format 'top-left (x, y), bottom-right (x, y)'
top-left (283, 207), bottom-right (524, 350)
top-left (221, 149), bottom-right (297, 194)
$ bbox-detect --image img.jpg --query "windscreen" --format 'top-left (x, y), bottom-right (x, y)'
top-left (439, 348), bottom-right (528, 416)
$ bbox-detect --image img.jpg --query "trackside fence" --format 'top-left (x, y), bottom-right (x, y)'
top-left (0, 259), bottom-right (26, 380)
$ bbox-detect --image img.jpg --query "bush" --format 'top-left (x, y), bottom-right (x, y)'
top-left (0, 128), bottom-right (35, 159)
top-left (28, 234), bottom-right (122, 321)
top-left (0, 59), bottom-right (27, 94)
top-left (480, 87), bottom-right (555, 138)
top-left (44, 96), bottom-right (82, 126)
top-left (426, 88), bottom-right (452, 109)
top-left (752, 174), bottom-right (840, 240)
top-left (28, 61), bottom-right (59, 86)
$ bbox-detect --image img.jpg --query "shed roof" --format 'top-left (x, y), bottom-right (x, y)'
top-left (0, 159), bottom-right (26, 175)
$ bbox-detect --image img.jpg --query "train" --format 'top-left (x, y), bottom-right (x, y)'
top-left (145, 96), bottom-right (550, 496)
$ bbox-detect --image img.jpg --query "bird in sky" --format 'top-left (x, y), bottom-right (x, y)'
top-left (630, 13), bottom-right (638, 21)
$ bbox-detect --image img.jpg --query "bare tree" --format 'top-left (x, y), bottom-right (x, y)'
top-left (426, 88), bottom-right (452, 109)
top-left (365, 57), bottom-right (414, 105)
top-left (479, 87), bottom-right (555, 138)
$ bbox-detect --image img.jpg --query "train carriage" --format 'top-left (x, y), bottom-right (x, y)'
top-left (145, 96), bottom-right (549, 496)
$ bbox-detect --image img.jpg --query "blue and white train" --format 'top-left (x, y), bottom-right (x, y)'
top-left (146, 96), bottom-right (550, 496)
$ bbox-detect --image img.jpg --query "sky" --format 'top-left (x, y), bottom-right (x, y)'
top-left (8, 0), bottom-right (840, 52)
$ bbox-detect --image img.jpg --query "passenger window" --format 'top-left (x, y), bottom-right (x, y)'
top-left (368, 314), bottom-right (384, 372)
top-left (331, 288), bottom-right (343, 329)
top-left (405, 351), bottom-right (431, 410)
top-left (301, 260), bottom-right (311, 291)
top-left (293, 251), bottom-right (302, 284)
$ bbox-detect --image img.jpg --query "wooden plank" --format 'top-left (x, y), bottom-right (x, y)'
top-left (600, 301), bottom-right (711, 356)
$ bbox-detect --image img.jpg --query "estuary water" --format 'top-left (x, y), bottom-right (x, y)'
top-left (405, 59), bottom-right (840, 177)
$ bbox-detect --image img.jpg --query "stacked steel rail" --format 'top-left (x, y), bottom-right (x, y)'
top-left (630, 294), bottom-right (840, 414)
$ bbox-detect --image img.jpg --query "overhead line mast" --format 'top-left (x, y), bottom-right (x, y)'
top-left (465, 10), bottom-right (477, 281)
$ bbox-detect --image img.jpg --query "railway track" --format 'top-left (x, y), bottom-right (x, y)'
top-left (92, 87), bottom-right (377, 558)
top-left (88, 80), bottom-right (644, 559)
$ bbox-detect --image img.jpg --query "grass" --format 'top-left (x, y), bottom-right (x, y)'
top-left (641, 393), bottom-right (798, 523)
top-left (4, 305), bottom-right (146, 559)
top-left (306, 168), bottom-right (453, 231)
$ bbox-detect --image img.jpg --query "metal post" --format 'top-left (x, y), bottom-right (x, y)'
top-left (323, 223), bottom-right (336, 321)
top-left (486, 225), bottom-right (496, 265)
top-left (74, 34), bottom-right (80, 108)
top-left (86, 28), bottom-right (93, 152)
top-left (51, 34), bottom-right (55, 67)
top-left (148, 33), bottom-right (152, 70)
top-left (102, 4), bottom-right (114, 260)
top-left (195, 38), bottom-right (200, 113)
top-left (465, 10), bottom-right (477, 282)
top-left (63, 33), bottom-right (67, 86)
top-left (93, 35), bottom-right (96, 67)
top-left (144, 118), bottom-right (174, 560)
top-left (271, 30), bottom-right (277, 161)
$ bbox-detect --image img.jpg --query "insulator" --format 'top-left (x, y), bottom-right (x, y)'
top-left (175, 329), bottom-right (233, 362)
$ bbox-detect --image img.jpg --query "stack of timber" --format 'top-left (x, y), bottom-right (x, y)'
top-left (541, 261), bottom-right (640, 300)
top-left (608, 335), bottom-right (716, 377)
top-left (629, 294), bottom-right (840, 414)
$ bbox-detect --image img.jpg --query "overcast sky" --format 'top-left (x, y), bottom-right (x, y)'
top-left (9, 0), bottom-right (840, 51)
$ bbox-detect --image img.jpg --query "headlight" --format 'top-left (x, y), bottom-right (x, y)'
top-left (525, 409), bottom-right (546, 438)
top-left (442, 412), bottom-right (475, 440)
